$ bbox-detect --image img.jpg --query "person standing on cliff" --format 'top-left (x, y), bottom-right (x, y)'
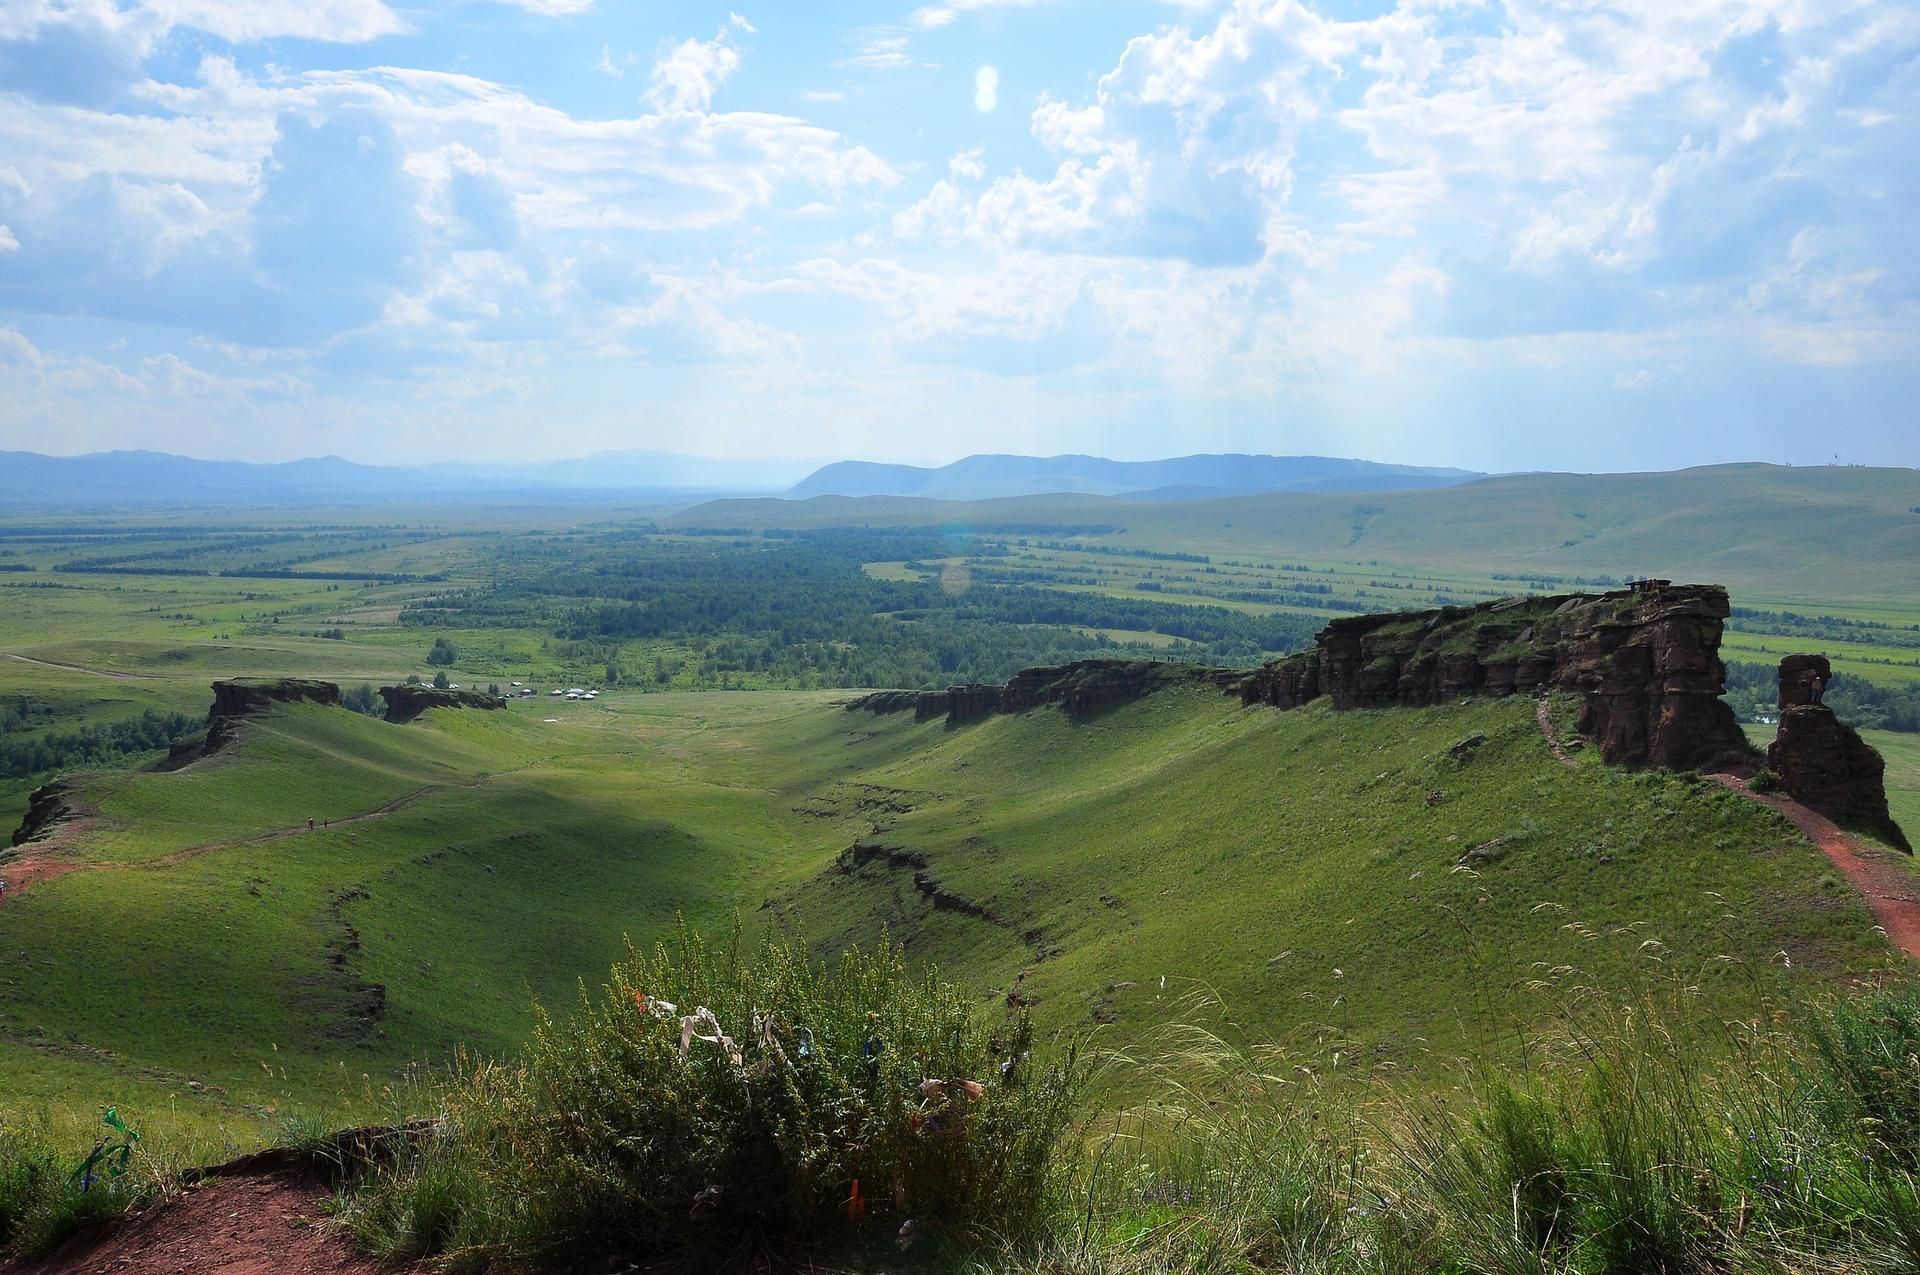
top-left (1809, 674), bottom-right (1826, 705)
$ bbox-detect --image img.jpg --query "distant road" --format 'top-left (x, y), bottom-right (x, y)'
top-left (3, 652), bottom-right (155, 681)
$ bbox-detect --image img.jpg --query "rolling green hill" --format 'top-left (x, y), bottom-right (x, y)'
top-left (3, 681), bottom-right (1904, 1160)
top-left (675, 463), bottom-right (1920, 606)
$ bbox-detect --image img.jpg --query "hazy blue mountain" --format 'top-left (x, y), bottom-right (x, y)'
top-left (429, 451), bottom-right (814, 491)
top-left (0, 449), bottom-right (805, 507)
top-left (788, 453), bottom-right (1482, 500)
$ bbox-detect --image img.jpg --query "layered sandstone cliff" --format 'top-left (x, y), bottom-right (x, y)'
top-left (1766, 655), bottom-right (1910, 851)
top-left (211, 679), bottom-right (342, 716)
top-left (1243, 584), bottom-right (1748, 771)
top-left (9, 779), bottom-right (78, 848)
top-left (163, 678), bottom-right (347, 769)
top-left (380, 684), bottom-right (505, 723)
top-left (847, 659), bottom-right (1241, 726)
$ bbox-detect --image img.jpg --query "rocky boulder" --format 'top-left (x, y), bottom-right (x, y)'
top-left (380, 684), bottom-right (505, 723)
top-left (1768, 702), bottom-right (1911, 852)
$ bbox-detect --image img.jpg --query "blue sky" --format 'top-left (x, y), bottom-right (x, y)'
top-left (0, 0), bottom-right (1915, 474)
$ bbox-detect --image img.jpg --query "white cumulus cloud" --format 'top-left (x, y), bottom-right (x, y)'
top-left (973, 65), bottom-right (998, 112)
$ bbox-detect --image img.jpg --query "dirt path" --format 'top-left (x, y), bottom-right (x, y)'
top-left (1536, 696), bottom-right (1578, 768)
top-left (3, 1169), bottom-right (408, 1275)
top-left (1705, 773), bottom-right (1920, 960)
top-left (1530, 698), bottom-right (1920, 960)
top-left (0, 786), bottom-right (441, 908)
top-left (2, 653), bottom-right (155, 681)
top-left (140, 785), bottom-right (443, 868)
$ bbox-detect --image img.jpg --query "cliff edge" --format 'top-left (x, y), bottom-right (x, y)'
top-left (1243, 583), bottom-right (1748, 771)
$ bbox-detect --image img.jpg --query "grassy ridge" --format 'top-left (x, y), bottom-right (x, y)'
top-left (776, 689), bottom-right (1898, 1067)
top-left (3, 687), bottom-right (1900, 1153)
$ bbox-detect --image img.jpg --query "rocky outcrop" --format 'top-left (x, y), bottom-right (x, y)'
top-left (1768, 702), bottom-right (1911, 853)
top-left (844, 690), bottom-right (925, 716)
top-left (848, 659), bottom-right (1246, 727)
top-left (1778, 654), bottom-right (1832, 709)
top-left (159, 679), bottom-right (346, 770)
top-left (10, 779), bottom-right (78, 848)
top-left (210, 679), bottom-right (341, 717)
top-left (380, 684), bottom-right (504, 723)
top-left (1243, 584), bottom-right (1749, 771)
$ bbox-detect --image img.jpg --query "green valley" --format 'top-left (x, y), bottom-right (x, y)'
top-left (3, 469), bottom-right (1919, 1270)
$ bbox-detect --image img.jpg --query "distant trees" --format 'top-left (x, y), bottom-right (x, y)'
top-left (1, 709), bottom-right (199, 780)
top-left (433, 671), bottom-right (451, 689)
top-left (426, 637), bottom-right (458, 667)
top-left (342, 684), bottom-right (384, 717)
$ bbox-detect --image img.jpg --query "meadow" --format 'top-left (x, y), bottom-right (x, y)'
top-left (2, 482), bottom-right (1918, 1268)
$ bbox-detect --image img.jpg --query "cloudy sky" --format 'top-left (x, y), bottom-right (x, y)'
top-left (0, 0), bottom-right (1915, 473)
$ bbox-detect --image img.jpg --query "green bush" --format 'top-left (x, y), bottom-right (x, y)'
top-left (0, 1115), bottom-right (157, 1259)
top-left (342, 924), bottom-right (1083, 1268)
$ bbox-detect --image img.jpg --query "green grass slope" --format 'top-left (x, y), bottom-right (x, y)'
top-left (1, 684), bottom-right (1905, 1161)
top-left (773, 688), bottom-right (1901, 1067)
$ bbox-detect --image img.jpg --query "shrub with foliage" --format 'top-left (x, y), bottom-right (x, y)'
top-left (342, 926), bottom-right (1083, 1269)
top-left (0, 1114), bottom-right (158, 1258)
top-left (341, 683), bottom-right (384, 717)
top-left (425, 637), bottom-right (458, 667)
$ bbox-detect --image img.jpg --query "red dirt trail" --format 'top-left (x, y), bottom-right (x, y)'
top-left (2, 1171), bottom-right (409, 1275)
top-left (1533, 695), bottom-right (1920, 959)
top-left (1704, 772), bottom-right (1920, 960)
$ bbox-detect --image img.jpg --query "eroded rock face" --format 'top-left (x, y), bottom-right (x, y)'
top-left (10, 780), bottom-right (77, 848)
top-left (210, 679), bottom-right (341, 717)
top-left (160, 679), bottom-right (347, 770)
top-left (845, 659), bottom-right (1245, 727)
top-left (1769, 703), bottom-right (1911, 851)
top-left (1243, 584), bottom-right (1748, 771)
top-left (844, 691), bottom-right (923, 716)
top-left (1778, 654), bottom-right (1832, 710)
top-left (379, 684), bottom-right (505, 723)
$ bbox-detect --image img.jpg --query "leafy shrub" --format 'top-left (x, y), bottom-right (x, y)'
top-left (425, 637), bottom-right (458, 667)
top-left (0, 1116), bottom-right (158, 1258)
top-left (341, 683), bottom-right (384, 717)
top-left (342, 925), bottom-right (1083, 1269)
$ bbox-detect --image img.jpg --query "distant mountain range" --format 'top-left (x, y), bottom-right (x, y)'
top-left (0, 449), bottom-right (813, 507)
top-left (0, 449), bottom-right (1481, 508)
top-left (788, 454), bottom-right (1482, 501)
